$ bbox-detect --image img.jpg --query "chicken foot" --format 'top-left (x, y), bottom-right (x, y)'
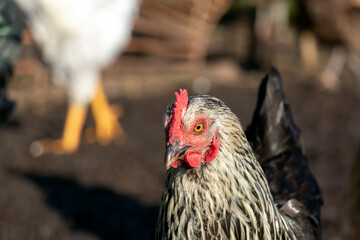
top-left (84, 80), bottom-right (126, 145)
top-left (29, 79), bottom-right (125, 157)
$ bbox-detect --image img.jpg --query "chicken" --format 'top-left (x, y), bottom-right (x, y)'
top-left (155, 68), bottom-right (322, 239)
top-left (0, 0), bottom-right (24, 124)
top-left (13, 0), bottom-right (140, 156)
top-left (298, 0), bottom-right (360, 89)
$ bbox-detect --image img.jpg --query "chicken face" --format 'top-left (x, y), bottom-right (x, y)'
top-left (164, 89), bottom-right (221, 169)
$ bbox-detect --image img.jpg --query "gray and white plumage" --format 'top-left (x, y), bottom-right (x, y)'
top-left (13, 0), bottom-right (139, 104)
top-left (156, 68), bottom-right (322, 239)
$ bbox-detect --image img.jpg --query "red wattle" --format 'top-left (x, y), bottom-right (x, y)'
top-left (185, 152), bottom-right (202, 167)
top-left (172, 160), bottom-right (181, 168)
top-left (204, 132), bottom-right (221, 163)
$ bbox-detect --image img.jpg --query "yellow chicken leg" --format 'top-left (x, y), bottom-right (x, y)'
top-left (84, 79), bottom-right (126, 145)
top-left (30, 104), bottom-right (87, 157)
top-left (29, 79), bottom-right (124, 157)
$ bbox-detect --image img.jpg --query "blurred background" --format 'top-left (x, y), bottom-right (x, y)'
top-left (1, 0), bottom-right (360, 239)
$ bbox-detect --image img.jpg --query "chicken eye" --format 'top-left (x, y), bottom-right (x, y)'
top-left (194, 122), bottom-right (204, 133)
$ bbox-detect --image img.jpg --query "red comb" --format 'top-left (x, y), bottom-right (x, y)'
top-left (174, 89), bottom-right (188, 116)
top-left (169, 89), bottom-right (188, 139)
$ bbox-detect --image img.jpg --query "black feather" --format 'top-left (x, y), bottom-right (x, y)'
top-left (0, 0), bottom-right (24, 124)
top-left (245, 67), bottom-right (323, 238)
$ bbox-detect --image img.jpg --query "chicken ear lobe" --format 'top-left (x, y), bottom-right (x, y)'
top-left (203, 130), bottom-right (221, 163)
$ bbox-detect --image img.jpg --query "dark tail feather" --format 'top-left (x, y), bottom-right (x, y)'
top-left (245, 67), bottom-right (323, 238)
top-left (245, 67), bottom-right (300, 161)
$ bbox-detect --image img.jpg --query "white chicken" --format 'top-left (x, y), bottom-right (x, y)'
top-left (13, 0), bottom-right (140, 156)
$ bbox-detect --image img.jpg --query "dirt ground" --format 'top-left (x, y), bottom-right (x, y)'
top-left (1, 23), bottom-right (360, 240)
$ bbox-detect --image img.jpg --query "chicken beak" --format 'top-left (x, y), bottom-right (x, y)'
top-left (164, 144), bottom-right (191, 169)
